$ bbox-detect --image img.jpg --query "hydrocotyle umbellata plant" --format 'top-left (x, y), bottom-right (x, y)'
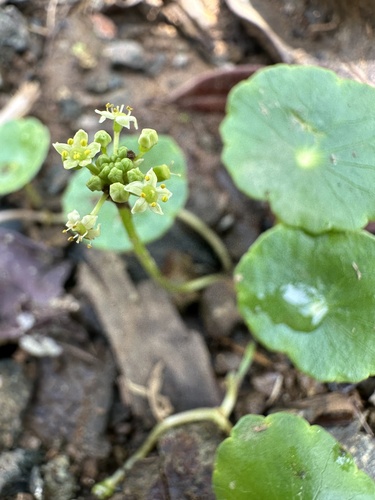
top-left (52, 70), bottom-right (375, 498)
top-left (54, 103), bottom-right (227, 293)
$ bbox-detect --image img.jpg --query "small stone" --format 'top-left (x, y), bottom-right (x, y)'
top-left (84, 71), bottom-right (122, 94)
top-left (103, 40), bottom-right (147, 70)
top-left (42, 454), bottom-right (77, 500)
top-left (0, 6), bottom-right (30, 58)
top-left (0, 449), bottom-right (40, 497)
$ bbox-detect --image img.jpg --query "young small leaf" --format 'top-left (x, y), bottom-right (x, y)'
top-left (221, 64), bottom-right (375, 233)
top-left (236, 224), bottom-right (375, 382)
top-left (213, 413), bottom-right (375, 500)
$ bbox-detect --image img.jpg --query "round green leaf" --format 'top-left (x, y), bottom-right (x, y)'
top-left (213, 412), bottom-right (375, 500)
top-left (62, 135), bottom-right (188, 252)
top-left (0, 118), bottom-right (50, 195)
top-left (236, 224), bottom-right (375, 382)
top-left (221, 64), bottom-right (375, 233)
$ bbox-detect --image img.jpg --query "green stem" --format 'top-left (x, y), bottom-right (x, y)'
top-left (92, 342), bottom-right (256, 499)
top-left (117, 204), bottom-right (224, 293)
top-left (220, 342), bottom-right (256, 418)
top-left (113, 128), bottom-right (120, 155)
top-left (92, 192), bottom-right (109, 216)
top-left (177, 208), bottom-right (232, 273)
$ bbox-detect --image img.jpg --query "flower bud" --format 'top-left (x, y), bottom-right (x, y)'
top-left (153, 164), bottom-right (171, 182)
top-left (99, 165), bottom-right (111, 180)
top-left (96, 154), bottom-right (110, 168)
top-left (127, 167), bottom-right (144, 183)
top-left (86, 175), bottom-right (105, 191)
top-left (110, 182), bottom-right (129, 203)
top-left (138, 128), bottom-right (158, 153)
top-left (120, 158), bottom-right (133, 172)
top-left (118, 146), bottom-right (129, 159)
top-left (108, 167), bottom-right (124, 184)
top-left (94, 130), bottom-right (112, 148)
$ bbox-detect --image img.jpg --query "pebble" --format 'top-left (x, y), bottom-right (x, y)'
top-left (0, 6), bottom-right (30, 63)
top-left (42, 454), bottom-right (77, 500)
top-left (103, 40), bottom-right (148, 70)
top-left (0, 448), bottom-right (40, 497)
top-left (84, 70), bottom-right (123, 94)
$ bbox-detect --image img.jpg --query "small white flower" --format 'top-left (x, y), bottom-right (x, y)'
top-left (95, 104), bottom-right (138, 130)
top-left (124, 168), bottom-right (172, 215)
top-left (64, 210), bottom-right (101, 247)
top-left (53, 129), bottom-right (101, 169)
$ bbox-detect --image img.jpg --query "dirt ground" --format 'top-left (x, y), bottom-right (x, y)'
top-left (1, 0), bottom-right (375, 499)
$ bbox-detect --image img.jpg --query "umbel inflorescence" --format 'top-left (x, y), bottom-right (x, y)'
top-left (53, 104), bottom-right (173, 247)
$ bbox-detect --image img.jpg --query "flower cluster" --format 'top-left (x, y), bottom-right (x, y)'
top-left (53, 104), bottom-right (173, 247)
top-left (64, 210), bottom-right (101, 247)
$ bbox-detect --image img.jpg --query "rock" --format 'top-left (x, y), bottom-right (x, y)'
top-left (26, 348), bottom-right (115, 459)
top-left (103, 40), bottom-right (148, 71)
top-left (0, 359), bottom-right (33, 449)
top-left (42, 454), bottom-right (77, 500)
top-left (0, 449), bottom-right (40, 497)
top-left (84, 71), bottom-right (122, 94)
top-left (0, 6), bottom-right (30, 63)
top-left (158, 422), bottom-right (223, 500)
top-left (120, 422), bottom-right (223, 498)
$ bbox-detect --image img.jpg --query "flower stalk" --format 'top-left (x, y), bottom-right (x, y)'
top-left (117, 204), bottom-right (224, 293)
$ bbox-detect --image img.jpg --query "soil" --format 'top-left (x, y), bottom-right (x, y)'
top-left (0, 1), bottom-right (375, 499)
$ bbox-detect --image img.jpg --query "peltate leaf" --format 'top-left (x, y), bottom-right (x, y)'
top-left (0, 118), bottom-right (50, 195)
top-left (221, 64), bottom-right (375, 233)
top-left (236, 224), bottom-right (375, 382)
top-left (213, 412), bottom-right (375, 500)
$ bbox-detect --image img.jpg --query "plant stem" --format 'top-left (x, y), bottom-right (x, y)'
top-left (177, 208), bottom-right (232, 272)
top-left (113, 129), bottom-right (120, 155)
top-left (220, 342), bottom-right (256, 418)
top-left (92, 192), bottom-right (109, 216)
top-left (92, 342), bottom-right (256, 499)
top-left (117, 204), bottom-right (225, 293)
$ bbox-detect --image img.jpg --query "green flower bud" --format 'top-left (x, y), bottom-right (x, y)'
top-left (120, 158), bottom-right (133, 172)
top-left (96, 154), bottom-right (110, 168)
top-left (94, 130), bottom-right (112, 148)
top-left (86, 175), bottom-right (105, 191)
top-left (110, 182), bottom-right (129, 203)
top-left (127, 167), bottom-right (144, 183)
top-left (99, 164), bottom-right (111, 180)
top-left (153, 164), bottom-right (171, 182)
top-left (118, 146), bottom-right (128, 159)
top-left (138, 128), bottom-right (158, 153)
top-left (108, 167), bottom-right (124, 184)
